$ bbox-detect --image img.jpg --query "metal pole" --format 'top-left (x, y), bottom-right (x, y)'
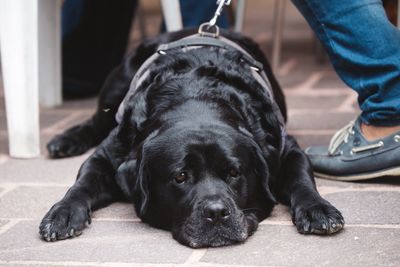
top-left (234, 0), bottom-right (246, 32)
top-left (271, 0), bottom-right (287, 71)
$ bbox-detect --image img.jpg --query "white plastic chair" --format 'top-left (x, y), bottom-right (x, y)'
top-left (0, 0), bottom-right (62, 158)
top-left (160, 0), bottom-right (183, 31)
top-left (398, 1), bottom-right (400, 28)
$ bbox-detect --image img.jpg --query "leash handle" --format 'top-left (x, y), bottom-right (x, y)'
top-left (209, 0), bottom-right (231, 26)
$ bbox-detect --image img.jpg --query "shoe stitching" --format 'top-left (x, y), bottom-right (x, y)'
top-left (329, 122), bottom-right (399, 156)
top-left (350, 140), bottom-right (384, 154)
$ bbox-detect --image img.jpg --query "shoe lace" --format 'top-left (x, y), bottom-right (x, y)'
top-left (328, 120), bottom-right (355, 155)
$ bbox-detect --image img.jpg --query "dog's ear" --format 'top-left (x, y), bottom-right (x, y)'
top-left (253, 145), bottom-right (277, 204)
top-left (116, 158), bottom-right (150, 217)
top-left (116, 88), bottom-right (148, 144)
top-left (238, 127), bottom-right (277, 204)
top-left (115, 159), bottom-right (137, 201)
top-left (134, 157), bottom-right (150, 217)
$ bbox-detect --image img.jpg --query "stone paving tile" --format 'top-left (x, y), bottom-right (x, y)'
top-left (45, 97), bottom-right (97, 111)
top-left (312, 72), bottom-right (348, 89)
top-left (285, 95), bottom-right (348, 110)
top-left (1, 108), bottom-right (92, 133)
top-left (0, 132), bottom-right (90, 157)
top-left (0, 132), bottom-right (9, 154)
top-left (57, 112), bottom-right (93, 131)
top-left (0, 220), bottom-right (9, 229)
top-left (1, 265), bottom-right (90, 267)
top-left (0, 96), bottom-right (4, 112)
top-left (277, 63), bottom-right (331, 90)
top-left (0, 113), bottom-right (70, 131)
top-left (0, 221), bottom-right (192, 264)
top-left (316, 177), bottom-right (400, 188)
top-left (278, 71), bottom-right (315, 90)
top-left (1, 112), bottom-right (94, 155)
top-left (316, 178), bottom-right (360, 188)
top-left (287, 112), bottom-right (358, 131)
top-left (0, 153), bottom-right (89, 183)
top-left (0, 186), bottom-right (68, 219)
top-left (324, 191), bottom-right (400, 225)
top-left (0, 114), bottom-right (5, 131)
top-left (289, 133), bottom-right (332, 149)
top-left (266, 204), bottom-right (291, 222)
top-left (39, 113), bottom-right (72, 130)
top-left (0, 133), bottom-right (48, 155)
top-left (40, 110), bottom-right (93, 129)
top-left (201, 225), bottom-right (400, 267)
top-left (92, 203), bottom-right (138, 220)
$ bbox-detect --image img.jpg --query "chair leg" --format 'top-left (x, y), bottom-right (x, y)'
top-left (136, 1), bottom-right (148, 40)
top-left (0, 0), bottom-right (40, 158)
top-left (271, 0), bottom-right (287, 71)
top-left (38, 0), bottom-right (62, 108)
top-left (397, 0), bottom-right (400, 28)
top-left (160, 0), bottom-right (183, 32)
top-left (234, 0), bottom-right (247, 32)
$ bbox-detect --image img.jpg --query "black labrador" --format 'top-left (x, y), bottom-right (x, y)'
top-left (39, 29), bottom-right (344, 248)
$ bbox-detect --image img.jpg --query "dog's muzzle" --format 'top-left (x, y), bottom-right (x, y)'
top-left (172, 195), bottom-right (251, 248)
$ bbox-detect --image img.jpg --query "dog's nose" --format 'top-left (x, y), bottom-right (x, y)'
top-left (203, 200), bottom-right (231, 223)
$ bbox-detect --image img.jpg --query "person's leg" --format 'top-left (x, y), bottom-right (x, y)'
top-left (179, 0), bottom-right (229, 28)
top-left (62, 0), bottom-right (137, 98)
top-left (291, 0), bottom-right (400, 180)
top-left (160, 1), bottom-right (229, 34)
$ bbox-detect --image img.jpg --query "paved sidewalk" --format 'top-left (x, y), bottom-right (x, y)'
top-left (0, 1), bottom-right (399, 266)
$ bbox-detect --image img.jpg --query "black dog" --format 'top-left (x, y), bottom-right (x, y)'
top-left (39, 29), bottom-right (344, 247)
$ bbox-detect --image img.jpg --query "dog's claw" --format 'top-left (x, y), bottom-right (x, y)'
top-left (39, 201), bottom-right (91, 242)
top-left (292, 200), bottom-right (344, 235)
top-left (303, 222), bottom-right (310, 233)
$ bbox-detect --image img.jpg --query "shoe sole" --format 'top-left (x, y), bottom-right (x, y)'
top-left (314, 166), bottom-right (400, 181)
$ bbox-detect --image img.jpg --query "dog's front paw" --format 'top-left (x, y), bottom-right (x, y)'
top-left (47, 133), bottom-right (90, 158)
top-left (291, 199), bottom-right (344, 235)
top-left (39, 200), bottom-right (91, 242)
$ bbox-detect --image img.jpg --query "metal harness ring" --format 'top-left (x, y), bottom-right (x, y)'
top-left (198, 22), bottom-right (220, 38)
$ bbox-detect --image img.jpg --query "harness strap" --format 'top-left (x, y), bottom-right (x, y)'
top-left (158, 36), bottom-right (264, 72)
top-left (115, 34), bottom-right (287, 154)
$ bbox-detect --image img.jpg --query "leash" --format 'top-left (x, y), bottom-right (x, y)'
top-left (209, 0), bottom-right (231, 27)
top-left (198, 0), bottom-right (231, 38)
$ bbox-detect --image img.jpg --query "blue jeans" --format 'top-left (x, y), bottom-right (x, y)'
top-left (292, 0), bottom-right (400, 126)
top-left (62, 0), bottom-right (137, 98)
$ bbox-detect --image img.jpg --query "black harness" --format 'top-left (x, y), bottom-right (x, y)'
top-left (115, 32), bottom-right (287, 154)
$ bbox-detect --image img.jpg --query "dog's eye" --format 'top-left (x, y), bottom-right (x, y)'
top-left (175, 172), bottom-right (187, 184)
top-left (229, 169), bottom-right (240, 177)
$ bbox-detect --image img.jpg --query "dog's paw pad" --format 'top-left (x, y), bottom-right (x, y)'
top-left (39, 202), bottom-right (91, 242)
top-left (292, 201), bottom-right (344, 235)
top-left (47, 135), bottom-right (89, 158)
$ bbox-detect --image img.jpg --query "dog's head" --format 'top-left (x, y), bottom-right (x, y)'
top-left (116, 121), bottom-right (276, 248)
